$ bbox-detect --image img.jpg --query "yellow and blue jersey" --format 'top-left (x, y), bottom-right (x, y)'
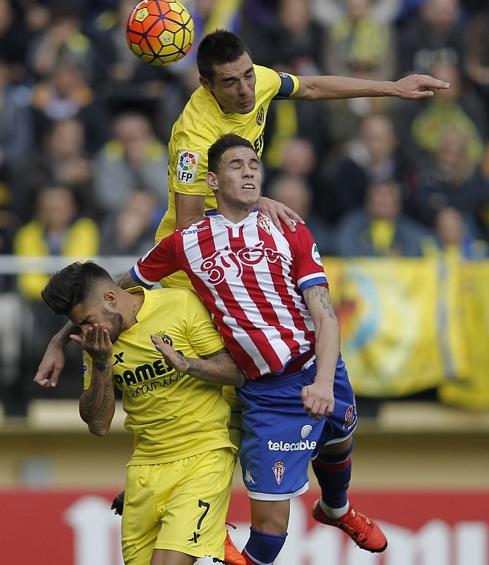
top-left (157, 65), bottom-right (298, 240)
top-left (83, 286), bottom-right (234, 465)
top-left (155, 64), bottom-right (298, 288)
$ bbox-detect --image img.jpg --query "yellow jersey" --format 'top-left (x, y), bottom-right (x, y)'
top-left (83, 286), bottom-right (235, 465)
top-left (14, 218), bottom-right (99, 300)
top-left (155, 64), bottom-right (299, 288)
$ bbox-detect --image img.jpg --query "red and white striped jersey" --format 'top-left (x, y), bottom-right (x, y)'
top-left (131, 211), bottom-right (328, 379)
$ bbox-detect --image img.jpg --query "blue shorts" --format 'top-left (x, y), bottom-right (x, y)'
top-left (237, 357), bottom-right (357, 501)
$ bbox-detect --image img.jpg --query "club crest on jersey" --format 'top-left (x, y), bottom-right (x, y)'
top-left (256, 106), bottom-right (264, 125)
top-left (153, 332), bottom-right (173, 346)
top-left (343, 404), bottom-right (358, 431)
top-left (272, 461), bottom-right (285, 485)
top-left (177, 151), bottom-right (199, 183)
top-left (311, 243), bottom-right (323, 266)
top-left (257, 213), bottom-right (271, 234)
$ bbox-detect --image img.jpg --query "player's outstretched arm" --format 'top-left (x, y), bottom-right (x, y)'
top-left (75, 324), bottom-right (115, 436)
top-left (151, 336), bottom-right (245, 386)
top-left (302, 285), bottom-right (340, 419)
top-left (33, 321), bottom-right (80, 388)
top-left (294, 74), bottom-right (450, 101)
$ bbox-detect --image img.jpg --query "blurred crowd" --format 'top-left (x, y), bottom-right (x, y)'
top-left (2, 0), bottom-right (489, 413)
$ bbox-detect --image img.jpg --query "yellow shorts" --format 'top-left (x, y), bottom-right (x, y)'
top-left (122, 447), bottom-right (235, 564)
top-left (222, 385), bottom-right (243, 451)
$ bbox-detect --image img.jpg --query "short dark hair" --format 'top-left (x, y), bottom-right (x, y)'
top-left (42, 261), bottom-right (113, 315)
top-left (197, 30), bottom-right (252, 82)
top-left (208, 134), bottom-right (256, 173)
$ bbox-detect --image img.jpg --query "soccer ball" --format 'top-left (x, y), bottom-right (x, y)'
top-left (126, 0), bottom-right (194, 66)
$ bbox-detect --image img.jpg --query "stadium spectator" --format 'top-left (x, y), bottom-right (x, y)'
top-left (401, 60), bottom-right (486, 170)
top-left (407, 128), bottom-right (489, 228)
top-left (268, 174), bottom-right (334, 255)
top-left (335, 179), bottom-right (428, 257)
top-left (331, 113), bottom-right (408, 220)
top-left (99, 191), bottom-right (161, 256)
top-left (13, 185), bottom-right (99, 302)
top-left (264, 133), bottom-right (334, 225)
top-left (27, 8), bottom-right (95, 81)
top-left (0, 58), bottom-right (33, 167)
top-left (13, 118), bottom-right (95, 222)
top-left (269, 0), bottom-right (327, 75)
top-left (397, 0), bottom-right (465, 74)
top-left (423, 206), bottom-right (488, 259)
top-left (277, 137), bottom-right (318, 180)
top-left (40, 261), bottom-right (244, 565)
top-left (325, 0), bottom-right (397, 82)
top-left (13, 184), bottom-right (100, 405)
top-left (30, 61), bottom-right (108, 152)
top-left (93, 112), bottom-right (168, 218)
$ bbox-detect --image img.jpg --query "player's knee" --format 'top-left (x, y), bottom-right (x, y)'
top-left (318, 435), bottom-right (353, 458)
top-left (250, 499), bottom-right (289, 535)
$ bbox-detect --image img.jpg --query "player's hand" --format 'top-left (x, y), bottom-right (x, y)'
top-left (111, 491), bottom-right (125, 516)
top-left (151, 335), bottom-right (190, 373)
top-left (258, 196), bottom-right (304, 235)
top-left (70, 324), bottom-right (113, 360)
top-left (392, 74), bottom-right (450, 99)
top-left (33, 341), bottom-right (66, 388)
top-left (301, 381), bottom-right (334, 419)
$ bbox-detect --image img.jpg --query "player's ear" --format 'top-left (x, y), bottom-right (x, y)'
top-left (104, 289), bottom-right (117, 308)
top-left (199, 75), bottom-right (213, 91)
top-left (206, 171), bottom-right (218, 192)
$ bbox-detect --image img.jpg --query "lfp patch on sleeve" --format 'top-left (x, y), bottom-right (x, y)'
top-left (177, 150), bottom-right (200, 183)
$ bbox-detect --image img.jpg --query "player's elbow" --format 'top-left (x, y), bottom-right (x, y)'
top-left (233, 371), bottom-right (246, 387)
top-left (87, 421), bottom-right (111, 437)
top-left (296, 77), bottom-right (320, 100)
top-left (80, 406), bottom-right (111, 436)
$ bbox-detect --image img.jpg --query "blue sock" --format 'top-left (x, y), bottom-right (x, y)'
top-left (312, 444), bottom-right (353, 509)
top-left (242, 527), bottom-right (287, 564)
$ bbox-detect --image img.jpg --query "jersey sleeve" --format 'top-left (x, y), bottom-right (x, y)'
top-left (130, 234), bottom-right (180, 287)
top-left (82, 352), bottom-right (92, 390)
top-left (287, 223), bottom-right (329, 292)
top-left (273, 71), bottom-right (300, 99)
top-left (185, 291), bottom-right (225, 357)
top-left (169, 111), bottom-right (215, 197)
top-left (254, 65), bottom-right (299, 100)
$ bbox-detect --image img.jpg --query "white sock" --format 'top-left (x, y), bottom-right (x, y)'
top-left (319, 499), bottom-right (349, 519)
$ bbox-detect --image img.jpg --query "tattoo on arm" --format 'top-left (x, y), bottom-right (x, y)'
top-left (92, 357), bottom-right (110, 373)
top-left (79, 360), bottom-right (115, 435)
top-left (115, 271), bottom-right (140, 290)
top-left (304, 286), bottom-right (336, 319)
top-left (187, 350), bottom-right (245, 386)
